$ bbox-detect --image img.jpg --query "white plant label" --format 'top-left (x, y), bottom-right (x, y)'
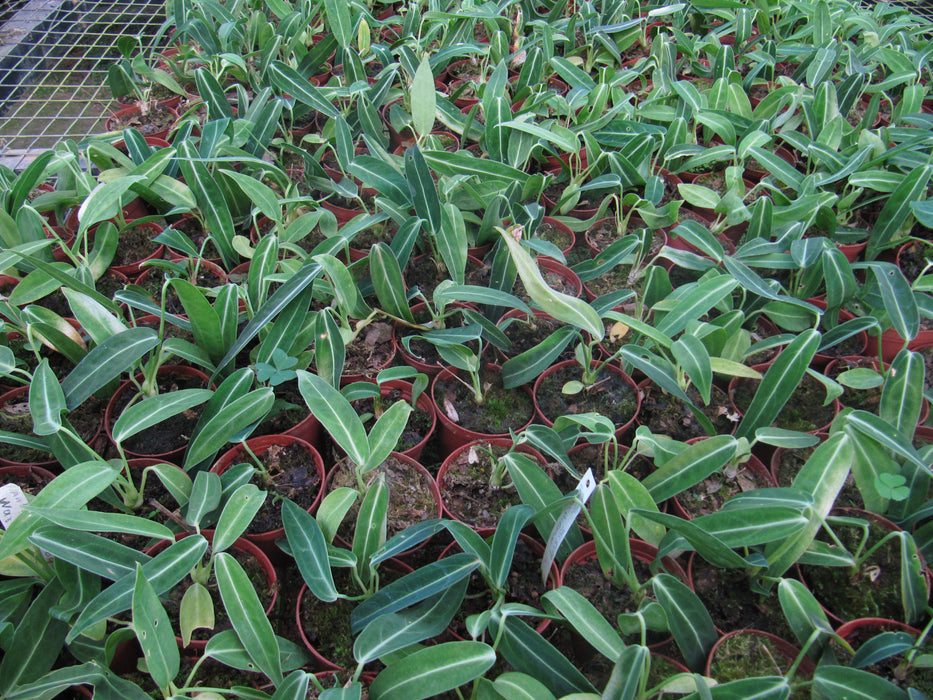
top-left (541, 468), bottom-right (597, 584)
top-left (0, 484), bottom-right (28, 529)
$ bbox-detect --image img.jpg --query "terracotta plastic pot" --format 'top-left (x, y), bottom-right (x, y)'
top-left (145, 531), bottom-right (278, 651)
top-left (104, 365), bottom-right (212, 465)
top-left (211, 434), bottom-right (326, 553)
top-left (560, 539), bottom-right (687, 649)
top-left (877, 327), bottom-right (933, 363)
top-left (533, 360), bottom-right (641, 440)
top-left (431, 363), bottom-right (536, 455)
top-left (436, 437), bottom-right (548, 529)
top-left (105, 103), bottom-right (179, 141)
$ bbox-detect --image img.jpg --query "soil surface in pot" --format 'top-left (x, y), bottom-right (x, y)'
top-left (110, 223), bottom-right (161, 266)
top-left (692, 559), bottom-right (793, 638)
top-left (330, 454), bottom-right (437, 541)
top-left (350, 388), bottom-right (433, 455)
top-left (433, 367), bottom-right (534, 435)
top-left (112, 374), bottom-right (207, 454)
top-left (801, 518), bottom-right (908, 622)
top-left (676, 460), bottom-right (773, 518)
top-left (535, 220), bottom-right (574, 253)
top-left (586, 221), bottom-right (664, 256)
top-left (561, 554), bottom-right (669, 646)
top-left (536, 365), bottom-right (637, 429)
top-left (440, 441), bottom-right (530, 528)
top-left (731, 373), bottom-right (836, 432)
top-left (243, 441), bottom-right (322, 534)
top-left (899, 240), bottom-right (933, 284)
top-left (251, 380), bottom-right (310, 437)
top-left (638, 384), bottom-right (737, 441)
top-left (109, 103), bottom-right (176, 135)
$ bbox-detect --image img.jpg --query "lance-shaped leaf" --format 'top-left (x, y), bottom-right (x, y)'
top-left (28, 526), bottom-right (149, 580)
top-left (350, 553), bottom-right (481, 634)
top-left (812, 665), bottom-right (909, 700)
top-left (297, 370), bottom-right (367, 467)
top-left (498, 228), bottom-right (603, 341)
top-left (282, 499), bottom-right (338, 602)
top-left (29, 360), bottom-right (65, 436)
top-left (735, 329), bottom-right (820, 440)
top-left (369, 641), bottom-right (496, 700)
top-left (68, 535), bottom-right (208, 642)
top-left (880, 350), bottom-right (925, 436)
top-left (778, 578), bottom-right (834, 659)
top-left (177, 141), bottom-right (237, 268)
top-left (369, 243), bottom-right (415, 323)
top-left (405, 146), bottom-right (441, 235)
top-left (488, 615), bottom-right (596, 697)
top-left (111, 388), bottom-right (213, 446)
top-left (652, 573), bottom-right (717, 672)
top-left (0, 463), bottom-right (118, 562)
top-left (215, 551), bottom-right (283, 686)
top-left (641, 435), bottom-right (737, 503)
top-left (354, 577), bottom-right (468, 665)
top-left (132, 564), bottom-right (179, 691)
top-left (541, 587), bottom-right (626, 661)
top-left (213, 484), bottom-right (266, 554)
top-left (183, 388), bottom-right (275, 469)
top-left (61, 327), bottom-right (159, 410)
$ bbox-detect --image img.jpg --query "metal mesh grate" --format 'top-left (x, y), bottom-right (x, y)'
top-left (0, 0), bottom-right (167, 170)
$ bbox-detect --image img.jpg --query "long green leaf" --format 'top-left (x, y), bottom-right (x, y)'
top-left (370, 641), bottom-right (496, 700)
top-left (29, 360), bottom-right (65, 436)
top-left (405, 146), bottom-right (442, 235)
top-left (111, 388), bottom-right (213, 445)
top-left (213, 484), bottom-right (267, 554)
top-left (132, 564), bottom-right (179, 690)
top-left (68, 535), bottom-right (208, 642)
top-left (296, 370), bottom-right (368, 466)
top-left (0, 463), bottom-right (118, 562)
top-left (61, 327), bottom-right (159, 410)
top-left (215, 551), bottom-right (283, 685)
top-left (652, 573), bottom-right (717, 672)
top-left (541, 587), bottom-right (626, 661)
top-left (350, 553), bottom-right (480, 634)
top-left (27, 527), bottom-right (149, 580)
top-left (177, 141), bottom-right (237, 269)
top-left (498, 228), bottom-right (602, 341)
top-left (880, 350), bottom-right (924, 435)
top-left (490, 615), bottom-right (596, 697)
top-left (354, 577), bottom-right (468, 665)
top-left (183, 388), bottom-right (275, 469)
top-left (642, 435), bottom-right (737, 503)
top-left (282, 499), bottom-right (337, 602)
top-left (735, 329), bottom-right (820, 439)
top-left (866, 164), bottom-right (933, 260)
